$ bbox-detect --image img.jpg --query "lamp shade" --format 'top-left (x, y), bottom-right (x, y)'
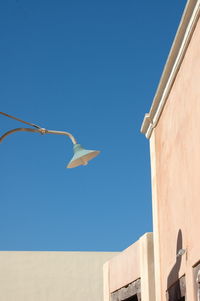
top-left (67, 144), bottom-right (100, 168)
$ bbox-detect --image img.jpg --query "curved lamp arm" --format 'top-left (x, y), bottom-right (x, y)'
top-left (0, 112), bottom-right (77, 144)
top-left (0, 127), bottom-right (77, 145)
top-left (0, 112), bottom-right (100, 168)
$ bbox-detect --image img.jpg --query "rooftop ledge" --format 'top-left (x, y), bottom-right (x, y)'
top-left (141, 0), bottom-right (200, 139)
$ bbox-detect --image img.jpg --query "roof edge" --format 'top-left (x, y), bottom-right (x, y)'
top-left (141, 0), bottom-right (200, 139)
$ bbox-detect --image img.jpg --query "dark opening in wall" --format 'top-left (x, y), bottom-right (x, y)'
top-left (111, 279), bottom-right (141, 301)
top-left (122, 295), bottom-right (138, 301)
top-left (193, 261), bottom-right (200, 301)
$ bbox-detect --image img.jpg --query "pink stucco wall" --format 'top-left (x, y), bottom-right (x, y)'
top-left (109, 240), bottom-right (140, 293)
top-left (151, 17), bottom-right (200, 301)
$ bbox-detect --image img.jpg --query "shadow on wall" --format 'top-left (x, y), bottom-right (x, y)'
top-left (166, 229), bottom-right (185, 301)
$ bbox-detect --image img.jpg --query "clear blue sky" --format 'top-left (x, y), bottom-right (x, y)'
top-left (0, 0), bottom-right (186, 251)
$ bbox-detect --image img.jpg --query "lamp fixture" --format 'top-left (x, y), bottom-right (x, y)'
top-left (0, 112), bottom-right (100, 168)
top-left (176, 248), bottom-right (186, 258)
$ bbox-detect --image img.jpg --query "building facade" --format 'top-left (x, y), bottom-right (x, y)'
top-left (103, 233), bottom-right (155, 301)
top-left (141, 0), bottom-right (200, 300)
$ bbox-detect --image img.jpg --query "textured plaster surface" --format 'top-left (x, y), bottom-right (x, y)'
top-left (0, 251), bottom-right (117, 301)
top-left (109, 240), bottom-right (140, 293)
top-left (151, 17), bottom-right (200, 301)
top-left (139, 233), bottom-right (155, 301)
top-left (104, 233), bottom-right (155, 301)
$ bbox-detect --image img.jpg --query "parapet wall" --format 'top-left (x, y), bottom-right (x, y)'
top-left (103, 233), bottom-right (155, 301)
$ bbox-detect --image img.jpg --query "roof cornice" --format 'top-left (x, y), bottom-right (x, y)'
top-left (141, 0), bottom-right (200, 139)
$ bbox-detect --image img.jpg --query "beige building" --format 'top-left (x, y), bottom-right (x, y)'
top-left (0, 251), bottom-right (117, 301)
top-left (141, 0), bottom-right (200, 300)
top-left (103, 233), bottom-right (155, 301)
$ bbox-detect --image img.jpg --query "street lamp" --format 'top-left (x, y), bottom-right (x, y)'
top-left (0, 112), bottom-right (100, 168)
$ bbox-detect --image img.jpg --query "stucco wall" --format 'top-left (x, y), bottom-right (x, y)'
top-left (103, 233), bottom-right (155, 301)
top-left (150, 16), bottom-right (200, 301)
top-left (109, 239), bottom-right (140, 293)
top-left (0, 251), bottom-right (117, 301)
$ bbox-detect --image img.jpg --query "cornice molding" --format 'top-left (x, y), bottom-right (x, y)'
top-left (141, 0), bottom-right (200, 139)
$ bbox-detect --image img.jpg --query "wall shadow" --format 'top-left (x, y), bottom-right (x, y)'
top-left (166, 229), bottom-right (185, 301)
